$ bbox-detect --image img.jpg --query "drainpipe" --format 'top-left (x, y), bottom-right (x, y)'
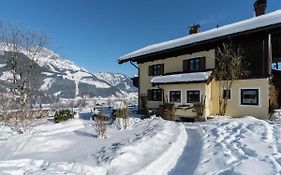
top-left (130, 61), bottom-right (141, 110)
top-left (268, 33), bottom-right (273, 115)
top-left (130, 60), bottom-right (138, 70)
top-left (268, 33), bottom-right (272, 76)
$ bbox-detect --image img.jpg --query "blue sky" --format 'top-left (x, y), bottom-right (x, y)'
top-left (0, 0), bottom-right (280, 76)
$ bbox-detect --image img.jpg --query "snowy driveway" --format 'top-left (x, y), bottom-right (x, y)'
top-left (169, 125), bottom-right (203, 175)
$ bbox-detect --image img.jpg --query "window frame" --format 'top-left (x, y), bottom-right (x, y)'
top-left (169, 90), bottom-right (182, 104)
top-left (186, 90), bottom-right (200, 103)
top-left (240, 89), bottom-right (259, 106)
top-left (149, 64), bottom-right (164, 76)
top-left (147, 89), bottom-right (163, 101)
top-left (183, 56), bottom-right (205, 73)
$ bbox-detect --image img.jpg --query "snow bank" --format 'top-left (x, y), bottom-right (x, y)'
top-left (0, 125), bottom-right (17, 141)
top-left (0, 159), bottom-right (106, 175)
top-left (111, 117), bottom-right (136, 130)
top-left (106, 118), bottom-right (187, 175)
top-left (133, 122), bottom-right (186, 175)
top-left (32, 119), bottom-right (85, 135)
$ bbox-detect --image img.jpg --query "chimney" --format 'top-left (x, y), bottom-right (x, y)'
top-left (254, 0), bottom-right (267, 17)
top-left (189, 24), bottom-right (200, 35)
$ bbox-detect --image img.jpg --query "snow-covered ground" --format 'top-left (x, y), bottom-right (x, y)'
top-left (1, 114), bottom-right (281, 175)
top-left (0, 114), bottom-right (186, 175)
top-left (170, 116), bottom-right (281, 175)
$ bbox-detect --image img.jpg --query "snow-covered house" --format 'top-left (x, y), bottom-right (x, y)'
top-left (118, 1), bottom-right (281, 120)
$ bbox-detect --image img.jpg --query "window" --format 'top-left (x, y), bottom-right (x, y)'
top-left (189, 58), bottom-right (200, 71)
top-left (149, 64), bottom-right (164, 76)
top-left (169, 91), bottom-right (181, 103)
top-left (223, 89), bottom-right (231, 100)
top-left (187, 90), bottom-right (200, 103)
top-left (183, 57), bottom-right (205, 72)
top-left (147, 89), bottom-right (163, 101)
top-left (241, 89), bottom-right (259, 106)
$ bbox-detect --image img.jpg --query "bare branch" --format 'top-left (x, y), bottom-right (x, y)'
top-left (0, 22), bottom-right (48, 132)
top-left (213, 42), bottom-right (249, 116)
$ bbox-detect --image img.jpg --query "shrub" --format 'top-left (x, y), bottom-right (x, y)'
top-left (54, 109), bottom-right (74, 123)
top-left (193, 95), bottom-right (206, 121)
top-left (95, 114), bottom-right (108, 138)
top-left (157, 96), bottom-right (176, 120)
top-left (193, 103), bottom-right (205, 121)
top-left (162, 103), bottom-right (176, 120)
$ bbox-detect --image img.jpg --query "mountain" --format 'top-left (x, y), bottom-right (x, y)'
top-left (0, 46), bottom-right (137, 101)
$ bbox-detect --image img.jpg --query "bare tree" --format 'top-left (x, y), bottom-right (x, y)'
top-left (213, 42), bottom-right (249, 116)
top-left (0, 23), bottom-right (47, 131)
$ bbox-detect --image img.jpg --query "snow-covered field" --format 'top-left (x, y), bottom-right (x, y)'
top-left (0, 114), bottom-right (186, 175)
top-left (1, 114), bottom-right (281, 175)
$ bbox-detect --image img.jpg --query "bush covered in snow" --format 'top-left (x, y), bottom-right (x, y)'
top-left (113, 101), bottom-right (132, 129)
top-left (54, 109), bottom-right (74, 123)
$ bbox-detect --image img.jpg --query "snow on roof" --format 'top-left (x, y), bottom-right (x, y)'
top-left (151, 71), bottom-right (212, 84)
top-left (119, 10), bottom-right (281, 63)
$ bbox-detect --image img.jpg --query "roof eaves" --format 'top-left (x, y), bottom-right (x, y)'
top-left (152, 80), bottom-right (208, 85)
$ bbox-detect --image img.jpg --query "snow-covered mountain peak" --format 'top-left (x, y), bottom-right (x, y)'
top-left (0, 44), bottom-right (87, 72)
top-left (0, 45), bottom-right (137, 99)
top-left (31, 47), bottom-right (87, 72)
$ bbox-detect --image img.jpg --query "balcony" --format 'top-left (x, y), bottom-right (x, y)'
top-left (131, 76), bottom-right (139, 88)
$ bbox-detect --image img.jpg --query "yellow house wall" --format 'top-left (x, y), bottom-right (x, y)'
top-left (205, 82), bottom-right (212, 117)
top-left (159, 83), bottom-right (210, 117)
top-left (211, 79), bottom-right (220, 116)
top-left (210, 78), bottom-right (270, 119)
top-left (139, 50), bottom-right (215, 109)
top-left (138, 49), bottom-right (269, 119)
